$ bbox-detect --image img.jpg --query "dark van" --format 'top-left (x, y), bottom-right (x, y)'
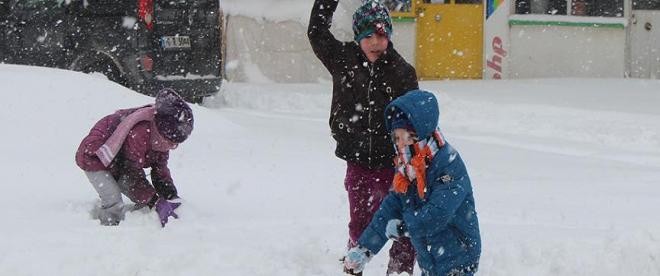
top-left (0, 0), bottom-right (8, 58)
top-left (0, 0), bottom-right (223, 102)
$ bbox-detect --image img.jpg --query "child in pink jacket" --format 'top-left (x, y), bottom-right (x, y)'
top-left (75, 88), bottom-right (193, 226)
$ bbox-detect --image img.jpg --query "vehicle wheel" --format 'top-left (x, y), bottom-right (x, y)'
top-left (72, 56), bottom-right (128, 88)
top-left (85, 61), bottom-right (128, 88)
top-left (190, 96), bottom-right (205, 104)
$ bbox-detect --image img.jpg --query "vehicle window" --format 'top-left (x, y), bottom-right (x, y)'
top-left (515, 0), bottom-right (623, 16)
top-left (515, 0), bottom-right (567, 15)
top-left (1, 1), bottom-right (8, 28)
top-left (2, 0), bottom-right (10, 13)
top-left (14, 0), bottom-right (64, 9)
top-left (158, 0), bottom-right (189, 8)
top-left (633, 0), bottom-right (660, 9)
top-left (572, 0), bottom-right (624, 16)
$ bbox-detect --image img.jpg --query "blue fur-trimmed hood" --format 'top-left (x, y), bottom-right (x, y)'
top-left (384, 90), bottom-right (439, 140)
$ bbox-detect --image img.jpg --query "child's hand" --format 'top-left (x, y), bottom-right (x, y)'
top-left (385, 219), bottom-right (406, 240)
top-left (343, 246), bottom-right (372, 273)
top-left (155, 198), bottom-right (181, 227)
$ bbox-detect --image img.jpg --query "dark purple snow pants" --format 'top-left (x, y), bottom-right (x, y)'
top-left (345, 162), bottom-right (416, 275)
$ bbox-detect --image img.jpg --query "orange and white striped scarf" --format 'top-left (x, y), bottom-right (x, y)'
top-left (393, 129), bottom-right (445, 199)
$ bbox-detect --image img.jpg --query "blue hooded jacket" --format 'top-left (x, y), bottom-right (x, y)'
top-left (357, 90), bottom-right (481, 275)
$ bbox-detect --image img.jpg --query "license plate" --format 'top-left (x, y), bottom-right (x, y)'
top-left (160, 36), bottom-right (191, 50)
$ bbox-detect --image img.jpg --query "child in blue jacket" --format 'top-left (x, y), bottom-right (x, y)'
top-left (343, 90), bottom-right (481, 276)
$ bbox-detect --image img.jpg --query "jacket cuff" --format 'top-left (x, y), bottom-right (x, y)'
top-left (357, 225), bottom-right (389, 255)
top-left (147, 194), bottom-right (159, 209)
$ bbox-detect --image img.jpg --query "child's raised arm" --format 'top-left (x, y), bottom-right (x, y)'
top-left (308, 0), bottom-right (344, 73)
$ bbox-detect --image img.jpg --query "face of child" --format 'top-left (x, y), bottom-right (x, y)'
top-left (151, 125), bottom-right (179, 152)
top-left (359, 32), bottom-right (389, 63)
top-left (152, 138), bottom-right (179, 152)
top-left (392, 128), bottom-right (417, 149)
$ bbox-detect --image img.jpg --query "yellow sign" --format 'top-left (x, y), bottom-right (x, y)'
top-left (415, 0), bottom-right (484, 80)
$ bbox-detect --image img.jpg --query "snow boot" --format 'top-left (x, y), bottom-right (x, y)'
top-left (97, 202), bottom-right (125, 226)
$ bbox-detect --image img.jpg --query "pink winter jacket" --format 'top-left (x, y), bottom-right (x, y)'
top-left (76, 107), bottom-right (176, 204)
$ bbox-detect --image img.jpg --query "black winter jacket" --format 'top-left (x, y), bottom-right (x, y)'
top-left (308, 0), bottom-right (419, 169)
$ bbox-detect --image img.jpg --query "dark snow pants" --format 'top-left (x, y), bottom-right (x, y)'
top-left (345, 162), bottom-right (416, 275)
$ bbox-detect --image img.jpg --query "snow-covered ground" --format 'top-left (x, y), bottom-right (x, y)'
top-left (1, 63), bottom-right (660, 275)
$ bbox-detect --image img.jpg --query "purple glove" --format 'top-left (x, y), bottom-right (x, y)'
top-left (155, 198), bottom-right (181, 227)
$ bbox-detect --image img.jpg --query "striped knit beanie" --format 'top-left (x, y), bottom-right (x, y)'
top-left (352, 0), bottom-right (393, 42)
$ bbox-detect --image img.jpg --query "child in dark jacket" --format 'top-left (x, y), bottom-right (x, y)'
top-left (75, 89), bottom-right (193, 227)
top-left (308, 0), bottom-right (419, 274)
top-left (343, 90), bottom-right (481, 276)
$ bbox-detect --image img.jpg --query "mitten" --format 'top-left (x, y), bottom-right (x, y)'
top-left (155, 198), bottom-right (181, 227)
top-left (343, 246), bottom-right (372, 274)
top-left (385, 219), bottom-right (406, 240)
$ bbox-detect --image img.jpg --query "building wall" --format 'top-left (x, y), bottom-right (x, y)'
top-left (224, 12), bottom-right (637, 82)
top-left (509, 24), bottom-right (626, 78)
top-left (224, 14), bottom-right (417, 83)
top-left (391, 21), bottom-right (417, 67)
top-left (224, 15), bottom-right (333, 83)
top-left (629, 10), bottom-right (660, 78)
top-left (505, 15), bottom-right (628, 79)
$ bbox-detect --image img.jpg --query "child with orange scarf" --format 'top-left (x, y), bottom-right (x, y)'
top-left (343, 90), bottom-right (481, 276)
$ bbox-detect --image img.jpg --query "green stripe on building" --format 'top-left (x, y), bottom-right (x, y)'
top-left (509, 19), bottom-right (624, 29)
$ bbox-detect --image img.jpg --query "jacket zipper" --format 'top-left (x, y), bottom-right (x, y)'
top-left (367, 63), bottom-right (374, 163)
